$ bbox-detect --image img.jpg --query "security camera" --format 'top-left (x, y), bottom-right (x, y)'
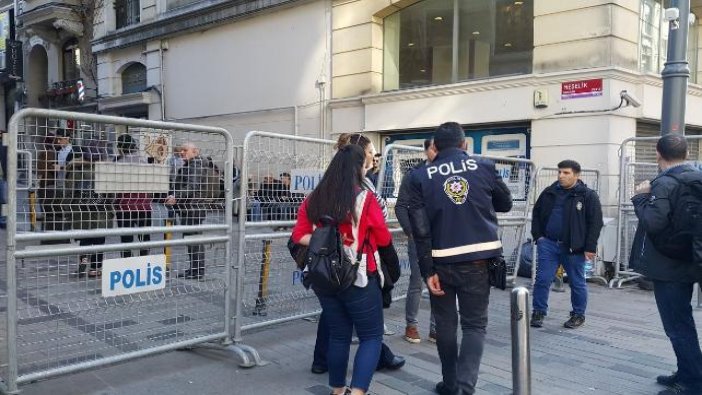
top-left (620, 90), bottom-right (641, 108)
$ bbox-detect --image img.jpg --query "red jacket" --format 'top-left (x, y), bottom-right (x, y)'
top-left (291, 192), bottom-right (391, 272)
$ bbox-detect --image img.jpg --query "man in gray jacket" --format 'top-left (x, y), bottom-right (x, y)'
top-left (166, 143), bottom-right (208, 279)
top-left (631, 134), bottom-right (702, 395)
top-left (396, 138), bottom-right (437, 344)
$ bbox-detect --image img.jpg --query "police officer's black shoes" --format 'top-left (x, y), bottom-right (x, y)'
top-left (435, 381), bottom-right (458, 395)
top-left (310, 364), bottom-right (327, 374)
top-left (530, 311), bottom-right (545, 328)
top-left (564, 312), bottom-right (585, 329)
top-left (657, 371), bottom-right (680, 386)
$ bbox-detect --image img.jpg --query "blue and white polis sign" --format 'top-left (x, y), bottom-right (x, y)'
top-left (101, 254), bottom-right (167, 297)
top-left (290, 169), bottom-right (325, 194)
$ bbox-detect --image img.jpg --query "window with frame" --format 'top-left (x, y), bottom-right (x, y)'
top-left (115, 0), bottom-right (140, 29)
top-left (639, 0), bottom-right (699, 83)
top-left (62, 38), bottom-right (81, 81)
top-left (383, 0), bottom-right (534, 90)
top-left (121, 63), bottom-right (147, 94)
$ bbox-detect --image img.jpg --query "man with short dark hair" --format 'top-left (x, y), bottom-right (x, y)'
top-left (530, 159), bottom-right (603, 329)
top-left (367, 153), bottom-right (383, 186)
top-left (408, 122), bottom-right (512, 395)
top-left (396, 138), bottom-right (437, 344)
top-left (631, 134), bottom-right (702, 395)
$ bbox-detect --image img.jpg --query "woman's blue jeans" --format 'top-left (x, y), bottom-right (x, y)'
top-left (315, 276), bottom-right (384, 391)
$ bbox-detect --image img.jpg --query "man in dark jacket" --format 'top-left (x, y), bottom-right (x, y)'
top-left (631, 134), bottom-right (702, 395)
top-left (407, 122), bottom-right (512, 395)
top-left (166, 143), bottom-right (209, 279)
top-left (530, 160), bottom-right (603, 329)
top-left (396, 138), bottom-right (437, 344)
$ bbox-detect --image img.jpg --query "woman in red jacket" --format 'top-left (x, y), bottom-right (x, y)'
top-left (292, 144), bottom-right (391, 395)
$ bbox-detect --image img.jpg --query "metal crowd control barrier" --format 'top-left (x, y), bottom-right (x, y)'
top-left (611, 135), bottom-right (702, 288)
top-left (527, 167), bottom-right (606, 286)
top-left (376, 144), bottom-right (535, 286)
top-left (233, 134), bottom-right (416, 351)
top-left (1, 109), bottom-right (257, 394)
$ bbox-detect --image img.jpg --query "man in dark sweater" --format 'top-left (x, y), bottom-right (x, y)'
top-left (530, 160), bottom-right (603, 329)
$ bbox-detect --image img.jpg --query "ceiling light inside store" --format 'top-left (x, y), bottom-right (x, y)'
top-left (408, 42), bottom-right (415, 47)
top-left (514, 1), bottom-right (523, 4)
top-left (420, 69), bottom-right (426, 73)
top-left (504, 43), bottom-right (512, 47)
top-left (434, 16), bottom-right (443, 21)
top-left (472, 31), bottom-right (480, 35)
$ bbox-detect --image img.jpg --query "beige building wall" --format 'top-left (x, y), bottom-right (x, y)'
top-left (328, 0), bottom-right (702, 215)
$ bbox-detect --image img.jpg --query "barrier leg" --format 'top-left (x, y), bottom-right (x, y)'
top-left (164, 218), bottom-right (173, 271)
top-left (511, 287), bottom-right (531, 395)
top-left (28, 190), bottom-right (37, 232)
top-left (253, 240), bottom-right (271, 317)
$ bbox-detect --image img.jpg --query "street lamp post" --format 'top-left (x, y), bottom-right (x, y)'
top-left (661, 0), bottom-right (692, 135)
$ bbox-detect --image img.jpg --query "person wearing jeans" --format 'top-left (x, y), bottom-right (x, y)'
top-left (316, 276), bottom-right (384, 392)
top-left (530, 159), bottom-right (603, 329)
top-left (533, 238), bottom-right (587, 318)
top-left (395, 138), bottom-right (437, 344)
top-left (292, 144), bottom-right (393, 395)
top-left (630, 134), bottom-right (702, 395)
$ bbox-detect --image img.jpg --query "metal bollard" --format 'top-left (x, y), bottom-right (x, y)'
top-left (511, 286), bottom-right (531, 395)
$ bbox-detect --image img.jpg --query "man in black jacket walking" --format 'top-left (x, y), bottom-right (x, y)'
top-left (407, 122), bottom-right (512, 395)
top-left (631, 134), bottom-right (702, 395)
top-left (531, 160), bottom-right (603, 329)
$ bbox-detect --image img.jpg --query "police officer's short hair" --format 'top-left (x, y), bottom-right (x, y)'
top-left (423, 138), bottom-right (433, 150)
top-left (433, 122), bottom-right (465, 151)
top-left (557, 159), bottom-right (581, 174)
top-left (657, 134), bottom-right (688, 161)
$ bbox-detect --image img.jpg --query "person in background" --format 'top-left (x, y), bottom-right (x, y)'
top-left (407, 122), bottom-right (512, 395)
top-left (396, 138), bottom-right (437, 344)
top-left (366, 153), bottom-right (382, 187)
top-left (631, 134), bottom-right (702, 395)
top-left (166, 143), bottom-right (208, 279)
top-left (309, 133), bottom-right (405, 375)
top-left (530, 160), bottom-right (603, 329)
top-left (114, 134), bottom-right (153, 258)
top-left (292, 144), bottom-right (391, 395)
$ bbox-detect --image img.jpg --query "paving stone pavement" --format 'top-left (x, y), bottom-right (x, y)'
top-left (14, 278), bottom-right (701, 395)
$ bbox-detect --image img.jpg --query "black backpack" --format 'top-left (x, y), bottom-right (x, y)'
top-left (650, 171), bottom-right (702, 264)
top-left (304, 217), bottom-right (359, 295)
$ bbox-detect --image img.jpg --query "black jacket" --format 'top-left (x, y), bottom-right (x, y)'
top-left (407, 148), bottom-right (513, 278)
top-left (531, 180), bottom-right (603, 254)
top-left (631, 164), bottom-right (702, 282)
top-left (395, 162), bottom-right (426, 237)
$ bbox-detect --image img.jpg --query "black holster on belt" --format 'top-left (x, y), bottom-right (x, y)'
top-left (488, 257), bottom-right (507, 290)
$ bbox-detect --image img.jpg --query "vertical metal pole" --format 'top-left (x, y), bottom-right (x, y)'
top-left (6, 113), bottom-right (20, 393)
top-left (511, 287), bottom-right (531, 395)
top-left (451, 0), bottom-right (459, 83)
top-left (233, 133), bottom-right (251, 342)
top-left (661, 0), bottom-right (691, 135)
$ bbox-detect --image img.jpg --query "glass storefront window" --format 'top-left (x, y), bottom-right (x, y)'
top-left (383, 0), bottom-right (533, 90)
top-left (639, 0), bottom-right (699, 84)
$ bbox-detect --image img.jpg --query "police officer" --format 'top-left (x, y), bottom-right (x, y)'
top-left (407, 122), bottom-right (512, 395)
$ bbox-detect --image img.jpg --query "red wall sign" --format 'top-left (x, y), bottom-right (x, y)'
top-left (561, 78), bottom-right (603, 99)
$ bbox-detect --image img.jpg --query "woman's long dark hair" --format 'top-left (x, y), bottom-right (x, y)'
top-left (306, 144), bottom-right (365, 224)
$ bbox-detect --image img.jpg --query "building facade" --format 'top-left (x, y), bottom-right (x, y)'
top-left (12, 0), bottom-right (702, 214)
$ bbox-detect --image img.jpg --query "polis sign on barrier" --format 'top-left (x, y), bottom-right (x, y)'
top-left (102, 254), bottom-right (166, 297)
top-left (561, 78), bottom-right (603, 100)
top-left (290, 169), bottom-right (325, 194)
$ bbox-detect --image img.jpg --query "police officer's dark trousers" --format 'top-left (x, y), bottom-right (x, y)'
top-left (430, 261), bottom-right (490, 395)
